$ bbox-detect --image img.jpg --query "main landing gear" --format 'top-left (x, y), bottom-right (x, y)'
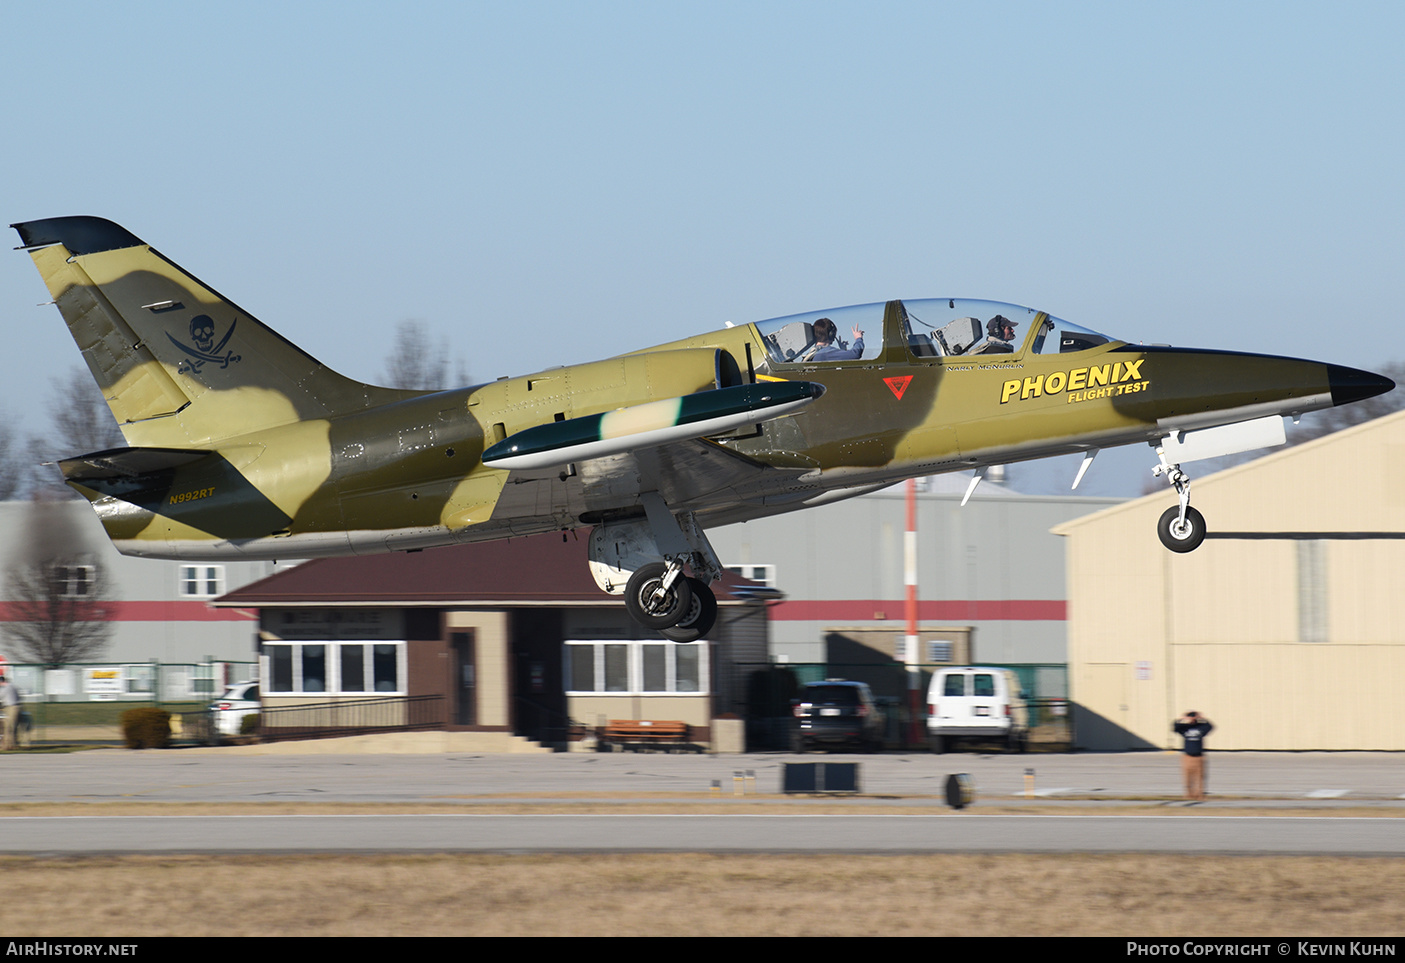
top-left (589, 493), bottom-right (721, 641)
top-left (1152, 444), bottom-right (1206, 552)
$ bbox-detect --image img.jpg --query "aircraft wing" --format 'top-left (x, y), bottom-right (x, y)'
top-left (483, 381), bottom-right (826, 527)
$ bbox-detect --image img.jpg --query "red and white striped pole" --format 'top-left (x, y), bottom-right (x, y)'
top-left (905, 478), bottom-right (923, 747)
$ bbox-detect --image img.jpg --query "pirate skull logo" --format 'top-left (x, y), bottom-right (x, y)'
top-left (167, 313), bottom-right (242, 375)
top-left (189, 315), bottom-right (216, 354)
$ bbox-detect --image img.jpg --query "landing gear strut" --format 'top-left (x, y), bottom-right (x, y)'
top-left (1152, 444), bottom-right (1206, 552)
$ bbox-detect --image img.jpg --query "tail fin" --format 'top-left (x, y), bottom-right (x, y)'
top-left (12, 216), bottom-right (416, 449)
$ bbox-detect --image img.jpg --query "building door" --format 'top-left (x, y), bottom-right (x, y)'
top-left (451, 631), bottom-right (476, 726)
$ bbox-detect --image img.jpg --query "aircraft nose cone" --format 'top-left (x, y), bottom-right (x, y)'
top-left (1327, 364), bottom-right (1396, 407)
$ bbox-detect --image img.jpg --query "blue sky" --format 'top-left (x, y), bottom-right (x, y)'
top-left (5, 1), bottom-right (1403, 495)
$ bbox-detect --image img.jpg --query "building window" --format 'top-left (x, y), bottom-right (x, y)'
top-left (926, 641), bottom-right (953, 663)
top-left (53, 565), bottom-right (95, 598)
top-left (564, 640), bottom-right (708, 695)
top-left (263, 641), bottom-right (406, 695)
top-left (726, 563), bottom-right (775, 587)
top-left (180, 565), bottom-right (225, 598)
top-left (125, 664), bottom-right (155, 695)
top-left (190, 664), bottom-right (218, 696)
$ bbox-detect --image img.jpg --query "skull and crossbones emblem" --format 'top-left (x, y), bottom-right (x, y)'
top-left (167, 314), bottom-right (242, 375)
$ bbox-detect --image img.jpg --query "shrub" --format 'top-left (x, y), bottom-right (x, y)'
top-left (239, 712), bottom-right (260, 736)
top-left (121, 707), bottom-right (171, 749)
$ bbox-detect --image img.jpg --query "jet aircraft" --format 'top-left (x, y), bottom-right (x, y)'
top-left (12, 216), bottom-right (1395, 640)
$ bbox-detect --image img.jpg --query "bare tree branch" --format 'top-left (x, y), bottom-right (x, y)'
top-left (49, 366), bottom-right (124, 455)
top-left (2, 504), bottom-right (115, 666)
top-left (0, 411), bottom-right (23, 502)
top-left (380, 320), bottom-right (453, 390)
top-left (2, 555), bottom-right (115, 666)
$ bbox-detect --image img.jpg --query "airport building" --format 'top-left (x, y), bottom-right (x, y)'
top-left (214, 533), bottom-right (770, 749)
top-left (708, 474), bottom-right (1123, 667)
top-left (1056, 410), bottom-right (1405, 751)
top-left (0, 480), bottom-right (1124, 748)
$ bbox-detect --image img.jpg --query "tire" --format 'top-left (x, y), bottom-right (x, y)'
top-left (658, 577), bottom-right (715, 641)
top-left (791, 733), bottom-right (806, 753)
top-left (624, 563), bottom-right (693, 629)
top-left (929, 734), bottom-right (945, 754)
top-left (1157, 505), bottom-right (1206, 553)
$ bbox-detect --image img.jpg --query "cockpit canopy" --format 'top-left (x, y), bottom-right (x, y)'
top-left (754, 298), bottom-right (1116, 365)
top-left (755, 302), bottom-right (886, 365)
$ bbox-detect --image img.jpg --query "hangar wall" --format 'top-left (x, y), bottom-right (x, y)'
top-left (1057, 410), bottom-right (1405, 750)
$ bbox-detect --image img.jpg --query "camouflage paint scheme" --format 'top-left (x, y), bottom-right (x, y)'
top-left (11, 217), bottom-right (1394, 570)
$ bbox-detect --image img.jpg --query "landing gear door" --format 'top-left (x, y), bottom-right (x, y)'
top-left (588, 519), bottom-right (661, 595)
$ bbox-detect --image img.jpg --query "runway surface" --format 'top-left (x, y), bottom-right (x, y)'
top-left (0, 750), bottom-right (1400, 855)
top-left (1, 812), bottom-right (1402, 856)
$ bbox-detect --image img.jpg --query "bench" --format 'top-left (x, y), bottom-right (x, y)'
top-left (598, 719), bottom-right (694, 752)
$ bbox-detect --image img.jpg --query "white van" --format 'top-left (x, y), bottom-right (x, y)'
top-left (926, 667), bottom-right (1029, 753)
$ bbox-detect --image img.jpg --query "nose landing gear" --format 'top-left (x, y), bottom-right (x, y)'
top-left (1152, 445), bottom-right (1206, 552)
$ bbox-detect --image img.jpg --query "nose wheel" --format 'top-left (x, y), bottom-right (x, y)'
top-left (1152, 444), bottom-right (1207, 553)
top-left (1157, 505), bottom-right (1206, 552)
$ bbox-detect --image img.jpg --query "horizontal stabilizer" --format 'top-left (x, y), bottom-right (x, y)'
top-left (483, 381), bottom-right (824, 471)
top-left (59, 446), bottom-right (214, 483)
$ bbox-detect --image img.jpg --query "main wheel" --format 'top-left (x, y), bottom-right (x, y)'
top-left (659, 578), bottom-right (716, 640)
top-left (624, 563), bottom-right (693, 629)
top-left (1157, 505), bottom-right (1206, 553)
top-left (671, 578), bottom-right (716, 635)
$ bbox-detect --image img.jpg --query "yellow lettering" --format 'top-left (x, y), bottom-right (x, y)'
top-left (1001, 379), bottom-right (1021, 404)
top-left (1068, 367), bottom-right (1087, 391)
top-left (1088, 365), bottom-right (1110, 387)
top-left (1021, 375), bottom-right (1044, 400)
top-left (1044, 371), bottom-right (1067, 394)
top-left (169, 487), bottom-right (215, 505)
top-left (1122, 358), bottom-right (1144, 381)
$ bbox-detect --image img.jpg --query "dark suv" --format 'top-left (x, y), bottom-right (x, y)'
top-left (791, 680), bottom-right (885, 752)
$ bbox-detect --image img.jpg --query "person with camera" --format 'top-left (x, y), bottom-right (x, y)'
top-left (1173, 711), bottom-right (1213, 801)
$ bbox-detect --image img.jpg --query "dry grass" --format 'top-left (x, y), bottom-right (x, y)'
top-left (1, 852), bottom-right (1402, 936)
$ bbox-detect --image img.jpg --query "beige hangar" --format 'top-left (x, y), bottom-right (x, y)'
top-left (1054, 410), bottom-right (1405, 751)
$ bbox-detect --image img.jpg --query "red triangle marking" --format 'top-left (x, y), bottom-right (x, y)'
top-left (884, 375), bottom-right (912, 400)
